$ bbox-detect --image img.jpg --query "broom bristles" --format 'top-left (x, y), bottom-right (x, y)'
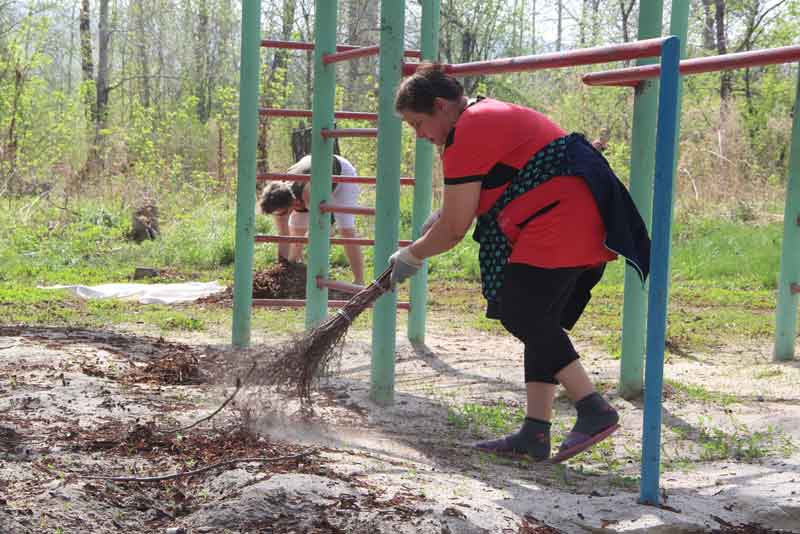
top-left (245, 266), bottom-right (394, 403)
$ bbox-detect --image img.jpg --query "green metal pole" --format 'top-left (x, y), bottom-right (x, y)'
top-left (618, 0), bottom-right (663, 398)
top-left (773, 68), bottom-right (800, 361)
top-left (231, 0), bottom-right (262, 347)
top-left (407, 0), bottom-right (440, 345)
top-left (371, 0), bottom-right (405, 405)
top-left (305, 0), bottom-right (338, 329)
top-left (667, 0), bottom-right (689, 249)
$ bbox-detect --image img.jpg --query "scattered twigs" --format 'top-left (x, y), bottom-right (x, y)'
top-left (78, 450), bottom-right (314, 483)
top-left (159, 362), bottom-right (257, 435)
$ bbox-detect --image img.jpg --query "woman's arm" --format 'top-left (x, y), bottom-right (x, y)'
top-left (409, 181), bottom-right (481, 259)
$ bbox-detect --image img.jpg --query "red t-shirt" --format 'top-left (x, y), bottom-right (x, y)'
top-left (442, 98), bottom-right (616, 268)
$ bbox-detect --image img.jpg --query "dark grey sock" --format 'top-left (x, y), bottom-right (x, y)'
top-left (571, 392), bottom-right (619, 436)
top-left (474, 417), bottom-right (551, 461)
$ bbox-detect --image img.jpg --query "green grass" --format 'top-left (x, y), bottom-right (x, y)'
top-left (0, 192), bottom-right (793, 345)
top-left (665, 379), bottom-right (739, 406)
top-left (664, 415), bottom-right (797, 466)
top-left (446, 401), bottom-right (526, 436)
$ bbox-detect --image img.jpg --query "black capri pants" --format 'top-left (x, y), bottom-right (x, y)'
top-left (499, 262), bottom-right (606, 384)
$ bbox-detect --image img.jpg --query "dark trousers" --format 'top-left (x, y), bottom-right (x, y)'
top-left (499, 263), bottom-right (606, 384)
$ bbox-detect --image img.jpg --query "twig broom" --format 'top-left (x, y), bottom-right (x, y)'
top-left (247, 265), bottom-right (394, 403)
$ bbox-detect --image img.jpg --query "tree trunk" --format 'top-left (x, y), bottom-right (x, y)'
top-left (530, 0), bottom-right (536, 53)
top-left (714, 0), bottom-right (732, 100)
top-left (702, 0), bottom-right (716, 50)
top-left (195, 0), bottom-right (210, 122)
top-left (512, 0), bottom-right (522, 53)
top-left (461, 30), bottom-right (477, 93)
top-left (96, 0), bottom-right (111, 125)
top-left (556, 0), bottom-right (563, 52)
top-left (257, 0), bottom-right (296, 174)
top-left (2, 67), bottom-right (23, 178)
top-left (591, 0), bottom-right (601, 45)
top-left (344, 0), bottom-right (377, 109)
top-left (301, 2), bottom-right (313, 109)
top-left (134, 2), bottom-right (150, 108)
top-left (619, 0), bottom-right (635, 43)
top-left (79, 0), bottom-right (95, 122)
top-left (579, 0), bottom-right (589, 46)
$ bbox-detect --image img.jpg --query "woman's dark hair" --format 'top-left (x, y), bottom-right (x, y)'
top-left (394, 62), bottom-right (464, 115)
top-left (259, 181), bottom-right (293, 214)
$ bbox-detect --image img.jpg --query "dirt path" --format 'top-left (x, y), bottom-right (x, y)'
top-left (1, 324), bottom-right (799, 533)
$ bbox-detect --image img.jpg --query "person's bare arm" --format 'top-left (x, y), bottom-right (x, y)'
top-left (408, 181), bottom-right (481, 259)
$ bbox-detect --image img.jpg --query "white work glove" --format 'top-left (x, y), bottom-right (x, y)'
top-left (389, 246), bottom-right (424, 288)
top-left (420, 208), bottom-right (442, 235)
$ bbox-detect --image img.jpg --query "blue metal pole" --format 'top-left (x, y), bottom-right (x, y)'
top-left (639, 35), bottom-right (681, 506)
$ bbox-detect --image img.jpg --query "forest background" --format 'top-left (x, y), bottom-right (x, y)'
top-left (1, 0), bottom-right (799, 331)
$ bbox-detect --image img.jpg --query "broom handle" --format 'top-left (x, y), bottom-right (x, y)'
top-left (370, 265), bottom-right (394, 293)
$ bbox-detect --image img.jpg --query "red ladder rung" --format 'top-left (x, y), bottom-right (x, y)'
top-left (321, 128), bottom-right (377, 138)
top-left (256, 235), bottom-right (412, 247)
top-left (260, 108), bottom-right (379, 121)
top-left (315, 276), bottom-right (363, 294)
top-left (260, 39), bottom-right (421, 59)
top-left (323, 45), bottom-right (380, 64)
top-left (319, 203), bottom-right (375, 216)
top-left (253, 298), bottom-right (410, 310)
top-left (257, 173), bottom-right (415, 186)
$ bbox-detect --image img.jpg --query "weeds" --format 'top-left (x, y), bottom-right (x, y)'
top-left (447, 401), bottom-right (525, 436)
top-left (695, 416), bottom-right (795, 462)
top-left (665, 380), bottom-right (739, 406)
top-left (664, 414), bottom-right (797, 468)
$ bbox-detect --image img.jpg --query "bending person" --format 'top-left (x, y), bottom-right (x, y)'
top-left (260, 154), bottom-right (365, 285)
top-left (389, 63), bottom-right (650, 463)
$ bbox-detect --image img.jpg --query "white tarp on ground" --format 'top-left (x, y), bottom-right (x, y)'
top-left (42, 281), bottom-right (226, 304)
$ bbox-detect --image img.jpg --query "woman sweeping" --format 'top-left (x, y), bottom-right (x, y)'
top-left (389, 63), bottom-right (650, 463)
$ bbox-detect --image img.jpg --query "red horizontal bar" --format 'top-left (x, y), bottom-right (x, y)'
top-left (324, 45), bottom-right (380, 64)
top-left (256, 235), bottom-right (412, 247)
top-left (402, 37), bottom-right (666, 77)
top-left (791, 283), bottom-right (800, 295)
top-left (257, 173), bottom-right (415, 186)
top-left (260, 108), bottom-right (378, 121)
top-left (319, 202), bottom-right (375, 216)
top-left (253, 298), bottom-right (410, 310)
top-left (315, 276), bottom-right (363, 295)
top-left (261, 39), bottom-right (421, 58)
top-left (321, 128), bottom-right (378, 138)
top-left (582, 45), bottom-right (800, 87)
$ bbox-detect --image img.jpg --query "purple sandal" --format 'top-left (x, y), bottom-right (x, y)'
top-left (549, 423), bottom-right (619, 464)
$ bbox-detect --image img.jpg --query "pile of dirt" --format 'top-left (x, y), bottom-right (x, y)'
top-left (201, 258), bottom-right (352, 303)
top-left (253, 257), bottom-right (308, 299)
top-left (123, 350), bottom-right (205, 385)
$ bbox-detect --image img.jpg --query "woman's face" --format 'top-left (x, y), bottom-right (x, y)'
top-left (401, 97), bottom-right (457, 146)
top-left (271, 198), bottom-right (303, 216)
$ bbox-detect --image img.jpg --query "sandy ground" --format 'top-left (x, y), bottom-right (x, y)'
top-left (1, 323), bottom-right (799, 534)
